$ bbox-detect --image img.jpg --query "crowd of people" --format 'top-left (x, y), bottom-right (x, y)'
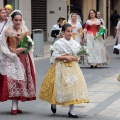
top-left (0, 4), bottom-right (120, 119)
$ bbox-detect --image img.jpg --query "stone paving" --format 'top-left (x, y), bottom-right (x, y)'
top-left (0, 36), bottom-right (120, 120)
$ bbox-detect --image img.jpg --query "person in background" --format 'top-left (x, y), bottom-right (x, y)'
top-left (110, 10), bottom-right (120, 38)
top-left (5, 4), bottom-right (12, 19)
top-left (0, 7), bottom-right (7, 37)
top-left (51, 16), bottom-right (65, 43)
top-left (68, 13), bottom-right (82, 45)
top-left (116, 21), bottom-right (120, 41)
top-left (97, 11), bottom-right (104, 25)
top-left (83, 9), bottom-right (109, 68)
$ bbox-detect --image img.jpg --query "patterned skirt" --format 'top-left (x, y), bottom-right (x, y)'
top-left (0, 53), bottom-right (36, 102)
top-left (83, 34), bottom-right (109, 66)
top-left (39, 62), bottom-right (89, 106)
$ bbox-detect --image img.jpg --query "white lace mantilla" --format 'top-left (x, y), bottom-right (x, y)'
top-left (86, 19), bottom-right (101, 26)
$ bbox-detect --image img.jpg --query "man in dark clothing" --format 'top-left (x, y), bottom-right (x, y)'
top-left (110, 10), bottom-right (120, 38)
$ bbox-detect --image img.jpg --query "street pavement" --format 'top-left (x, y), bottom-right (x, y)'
top-left (0, 37), bottom-right (120, 120)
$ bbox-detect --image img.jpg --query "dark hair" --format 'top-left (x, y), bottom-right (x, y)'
top-left (11, 12), bottom-right (22, 20)
top-left (62, 23), bottom-right (72, 31)
top-left (88, 9), bottom-right (97, 19)
top-left (71, 13), bottom-right (77, 18)
top-left (114, 10), bottom-right (117, 13)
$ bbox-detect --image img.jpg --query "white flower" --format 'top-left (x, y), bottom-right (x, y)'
top-left (83, 46), bottom-right (87, 50)
top-left (86, 48), bottom-right (89, 54)
top-left (49, 45), bottom-right (54, 51)
top-left (27, 36), bottom-right (34, 46)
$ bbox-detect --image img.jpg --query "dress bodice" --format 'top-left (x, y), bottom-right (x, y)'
top-left (84, 19), bottom-right (101, 36)
top-left (84, 24), bottom-right (99, 36)
top-left (5, 26), bottom-right (29, 51)
top-left (6, 34), bottom-right (26, 50)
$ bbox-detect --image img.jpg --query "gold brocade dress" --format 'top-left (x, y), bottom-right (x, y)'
top-left (39, 38), bottom-right (89, 105)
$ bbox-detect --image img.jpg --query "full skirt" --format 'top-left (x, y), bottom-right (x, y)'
top-left (39, 61), bottom-right (89, 105)
top-left (0, 53), bottom-right (36, 102)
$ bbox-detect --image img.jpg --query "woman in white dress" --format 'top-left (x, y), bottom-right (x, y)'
top-left (83, 9), bottom-right (109, 68)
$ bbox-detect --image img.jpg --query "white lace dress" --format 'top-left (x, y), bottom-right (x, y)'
top-left (83, 19), bottom-right (109, 66)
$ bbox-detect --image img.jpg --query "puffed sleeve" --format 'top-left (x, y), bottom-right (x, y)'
top-left (116, 21), bottom-right (120, 30)
top-left (83, 23), bottom-right (88, 32)
top-left (52, 42), bottom-right (62, 59)
top-left (50, 41), bottom-right (62, 63)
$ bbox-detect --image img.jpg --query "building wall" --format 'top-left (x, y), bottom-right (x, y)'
top-left (47, 0), bottom-right (67, 41)
top-left (114, 0), bottom-right (120, 14)
top-left (0, 1), bottom-right (3, 7)
top-left (19, 0), bottom-right (31, 33)
top-left (98, 0), bottom-right (107, 26)
top-left (83, 0), bottom-right (96, 22)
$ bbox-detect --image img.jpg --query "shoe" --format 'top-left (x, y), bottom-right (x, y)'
top-left (90, 65), bottom-right (93, 68)
top-left (11, 109), bottom-right (17, 115)
top-left (17, 109), bottom-right (23, 113)
top-left (68, 112), bottom-right (78, 118)
top-left (51, 104), bottom-right (56, 114)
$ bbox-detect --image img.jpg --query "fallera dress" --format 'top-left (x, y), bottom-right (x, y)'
top-left (0, 26), bottom-right (36, 102)
top-left (83, 19), bottom-right (109, 66)
top-left (39, 37), bottom-right (89, 105)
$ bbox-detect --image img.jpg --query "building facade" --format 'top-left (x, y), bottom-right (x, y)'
top-left (0, 0), bottom-right (120, 40)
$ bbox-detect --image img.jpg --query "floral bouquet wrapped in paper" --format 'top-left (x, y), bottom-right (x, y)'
top-left (94, 25), bottom-right (107, 40)
top-left (18, 35), bottom-right (34, 54)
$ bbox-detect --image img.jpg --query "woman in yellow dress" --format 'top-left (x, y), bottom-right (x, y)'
top-left (39, 23), bottom-right (89, 118)
top-left (68, 13), bottom-right (82, 44)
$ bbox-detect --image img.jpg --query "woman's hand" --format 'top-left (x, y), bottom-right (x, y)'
top-left (56, 35), bottom-right (60, 38)
top-left (116, 35), bottom-right (118, 39)
top-left (80, 40), bottom-right (82, 45)
top-left (84, 37), bottom-right (87, 43)
top-left (65, 55), bottom-right (77, 62)
top-left (16, 48), bottom-right (26, 55)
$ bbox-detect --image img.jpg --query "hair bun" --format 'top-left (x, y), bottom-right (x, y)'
top-left (61, 20), bottom-right (68, 26)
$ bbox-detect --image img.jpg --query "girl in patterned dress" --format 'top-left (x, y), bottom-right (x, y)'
top-left (39, 23), bottom-right (89, 118)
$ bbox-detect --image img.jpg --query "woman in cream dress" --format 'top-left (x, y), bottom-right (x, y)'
top-left (39, 23), bottom-right (89, 118)
top-left (68, 13), bottom-right (82, 44)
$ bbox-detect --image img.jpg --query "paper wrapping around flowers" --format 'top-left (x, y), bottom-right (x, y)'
top-left (94, 26), bottom-right (107, 40)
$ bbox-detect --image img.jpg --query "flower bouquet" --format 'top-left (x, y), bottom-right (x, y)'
top-left (94, 25), bottom-right (107, 40)
top-left (18, 35), bottom-right (34, 54)
top-left (77, 45), bottom-right (89, 56)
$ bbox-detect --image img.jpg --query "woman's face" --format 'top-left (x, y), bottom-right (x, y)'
top-left (12, 15), bottom-right (22, 29)
top-left (63, 26), bottom-right (73, 40)
top-left (71, 14), bottom-right (77, 22)
top-left (89, 10), bottom-right (96, 18)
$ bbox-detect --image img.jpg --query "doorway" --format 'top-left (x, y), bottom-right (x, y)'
top-left (70, 0), bottom-right (83, 22)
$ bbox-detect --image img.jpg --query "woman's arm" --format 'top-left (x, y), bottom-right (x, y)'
top-left (83, 23), bottom-right (88, 42)
top-left (78, 27), bottom-right (83, 44)
top-left (116, 29), bottom-right (119, 39)
top-left (56, 55), bottom-right (78, 62)
top-left (116, 21), bottom-right (120, 39)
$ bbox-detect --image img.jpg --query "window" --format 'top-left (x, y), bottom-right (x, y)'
top-left (4, 0), bottom-right (19, 10)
